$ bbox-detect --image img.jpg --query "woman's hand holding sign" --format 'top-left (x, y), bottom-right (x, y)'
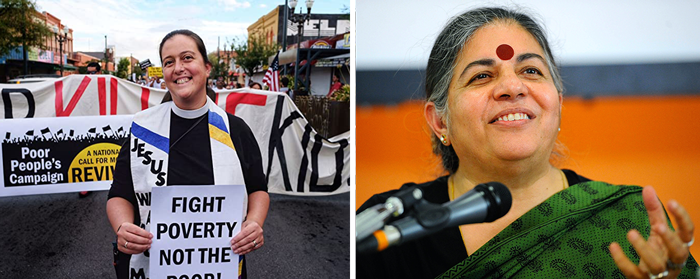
top-left (230, 220), bottom-right (264, 255)
top-left (117, 222), bottom-right (153, 254)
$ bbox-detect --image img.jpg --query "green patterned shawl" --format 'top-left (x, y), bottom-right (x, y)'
top-left (438, 181), bottom-right (698, 278)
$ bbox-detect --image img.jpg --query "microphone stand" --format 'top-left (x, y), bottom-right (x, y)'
top-left (356, 186), bottom-right (424, 242)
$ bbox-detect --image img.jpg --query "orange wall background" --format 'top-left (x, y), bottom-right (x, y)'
top-left (357, 95), bottom-right (700, 256)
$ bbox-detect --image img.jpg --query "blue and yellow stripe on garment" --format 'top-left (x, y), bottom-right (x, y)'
top-left (238, 255), bottom-right (244, 278)
top-left (208, 111), bottom-right (235, 150)
top-left (131, 122), bottom-right (169, 154)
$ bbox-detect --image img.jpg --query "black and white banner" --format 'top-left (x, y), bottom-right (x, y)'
top-left (0, 75), bottom-right (349, 196)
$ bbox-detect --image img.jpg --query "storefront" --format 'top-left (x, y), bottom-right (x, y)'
top-left (0, 46), bottom-right (75, 82)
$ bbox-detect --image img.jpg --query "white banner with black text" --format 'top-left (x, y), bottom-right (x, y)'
top-left (0, 75), bottom-right (349, 196)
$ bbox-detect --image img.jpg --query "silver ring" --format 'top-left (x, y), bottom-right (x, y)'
top-left (648, 270), bottom-right (668, 279)
top-left (667, 259), bottom-right (687, 270)
top-left (124, 241), bottom-right (129, 249)
top-left (687, 236), bottom-right (695, 248)
top-left (253, 239), bottom-right (257, 248)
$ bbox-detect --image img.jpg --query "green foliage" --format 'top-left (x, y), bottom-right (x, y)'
top-left (284, 74), bottom-right (294, 89)
top-left (230, 34), bottom-right (278, 78)
top-left (133, 63), bottom-right (142, 78)
top-left (116, 57), bottom-right (130, 79)
top-left (0, 0), bottom-right (53, 57)
top-left (208, 55), bottom-right (228, 80)
top-left (329, 84), bottom-right (350, 102)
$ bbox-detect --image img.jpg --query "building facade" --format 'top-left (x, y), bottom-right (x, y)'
top-left (247, 5), bottom-right (350, 50)
top-left (0, 10), bottom-right (76, 82)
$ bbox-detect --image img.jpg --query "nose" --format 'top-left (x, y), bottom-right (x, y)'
top-left (492, 71), bottom-right (528, 100)
top-left (174, 59), bottom-right (185, 73)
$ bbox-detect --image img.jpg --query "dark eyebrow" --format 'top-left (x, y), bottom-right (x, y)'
top-left (517, 53), bottom-right (546, 64)
top-left (458, 58), bottom-right (494, 80)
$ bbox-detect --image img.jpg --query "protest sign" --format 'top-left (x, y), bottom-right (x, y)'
top-left (140, 59), bottom-right (152, 70)
top-left (148, 67), bottom-right (163, 78)
top-left (150, 185), bottom-right (245, 279)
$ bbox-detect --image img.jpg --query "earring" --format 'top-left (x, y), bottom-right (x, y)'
top-left (558, 127), bottom-right (561, 132)
top-left (440, 135), bottom-right (448, 145)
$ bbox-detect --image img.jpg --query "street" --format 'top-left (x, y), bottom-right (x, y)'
top-left (0, 190), bottom-right (349, 278)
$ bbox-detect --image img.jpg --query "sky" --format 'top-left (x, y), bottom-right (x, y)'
top-left (35, 0), bottom-right (349, 67)
top-left (357, 0), bottom-right (700, 70)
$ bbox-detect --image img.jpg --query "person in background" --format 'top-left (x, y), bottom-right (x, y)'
top-left (154, 77), bottom-right (163, 88)
top-left (250, 82), bottom-right (262, 90)
top-left (215, 78), bottom-right (226, 91)
top-left (86, 62), bottom-right (101, 75)
top-left (327, 73), bottom-right (343, 97)
top-left (280, 76), bottom-right (290, 96)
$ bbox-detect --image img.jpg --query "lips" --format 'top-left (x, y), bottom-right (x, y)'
top-left (489, 108), bottom-right (535, 124)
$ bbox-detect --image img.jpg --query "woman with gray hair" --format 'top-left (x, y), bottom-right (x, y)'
top-left (357, 7), bottom-right (696, 279)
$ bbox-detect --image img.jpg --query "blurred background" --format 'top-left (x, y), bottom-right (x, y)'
top-left (355, 0), bottom-right (700, 257)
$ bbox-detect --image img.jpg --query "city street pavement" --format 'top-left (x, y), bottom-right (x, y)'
top-left (0, 190), bottom-right (349, 278)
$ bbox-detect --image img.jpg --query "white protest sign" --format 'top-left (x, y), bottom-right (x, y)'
top-left (150, 185), bottom-right (246, 279)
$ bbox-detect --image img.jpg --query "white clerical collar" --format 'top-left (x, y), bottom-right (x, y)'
top-left (171, 99), bottom-right (209, 119)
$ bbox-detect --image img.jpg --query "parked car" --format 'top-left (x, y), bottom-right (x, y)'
top-left (8, 74), bottom-right (60, 84)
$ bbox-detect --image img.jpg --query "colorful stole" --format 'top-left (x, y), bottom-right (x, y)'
top-left (438, 182), bottom-right (698, 278)
top-left (128, 98), bottom-right (246, 277)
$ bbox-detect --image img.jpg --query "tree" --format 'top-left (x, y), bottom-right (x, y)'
top-left (0, 0), bottom-right (53, 74)
top-left (230, 34), bottom-right (278, 81)
top-left (207, 54), bottom-right (227, 81)
top-left (132, 63), bottom-right (143, 79)
top-left (116, 57), bottom-right (130, 79)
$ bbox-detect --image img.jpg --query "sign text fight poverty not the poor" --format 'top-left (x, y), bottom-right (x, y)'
top-left (150, 185), bottom-right (246, 279)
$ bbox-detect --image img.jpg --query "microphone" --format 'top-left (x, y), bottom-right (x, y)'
top-left (357, 182), bottom-right (511, 254)
top-left (356, 186), bottom-right (424, 242)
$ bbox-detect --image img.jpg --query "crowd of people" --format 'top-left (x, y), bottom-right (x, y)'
top-left (126, 71), bottom-right (345, 101)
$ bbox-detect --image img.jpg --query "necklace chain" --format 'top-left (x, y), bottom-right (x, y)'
top-left (169, 113), bottom-right (206, 149)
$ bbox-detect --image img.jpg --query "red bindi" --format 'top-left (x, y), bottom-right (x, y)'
top-left (496, 44), bottom-right (514, 60)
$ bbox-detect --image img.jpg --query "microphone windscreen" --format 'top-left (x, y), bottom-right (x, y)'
top-left (478, 182), bottom-right (512, 222)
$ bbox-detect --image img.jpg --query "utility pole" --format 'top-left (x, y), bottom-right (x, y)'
top-left (282, 3), bottom-right (288, 51)
top-left (22, 20), bottom-right (28, 75)
top-left (104, 35), bottom-right (108, 74)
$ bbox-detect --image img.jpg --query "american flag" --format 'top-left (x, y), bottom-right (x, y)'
top-left (263, 51), bottom-right (280, 92)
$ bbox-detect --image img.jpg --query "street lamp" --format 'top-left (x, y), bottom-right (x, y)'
top-left (53, 25), bottom-right (69, 76)
top-left (289, 0), bottom-right (314, 92)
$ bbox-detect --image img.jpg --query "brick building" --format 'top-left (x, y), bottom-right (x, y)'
top-left (0, 10), bottom-right (77, 81)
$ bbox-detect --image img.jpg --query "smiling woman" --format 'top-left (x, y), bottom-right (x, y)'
top-left (159, 32), bottom-right (212, 109)
top-left (106, 29), bottom-right (270, 279)
top-left (356, 7), bottom-right (698, 279)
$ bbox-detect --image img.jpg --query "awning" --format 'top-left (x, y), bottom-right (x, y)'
top-left (276, 48), bottom-right (297, 65)
top-left (322, 53), bottom-right (350, 60)
top-left (271, 48), bottom-right (350, 66)
top-left (60, 64), bottom-right (78, 70)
